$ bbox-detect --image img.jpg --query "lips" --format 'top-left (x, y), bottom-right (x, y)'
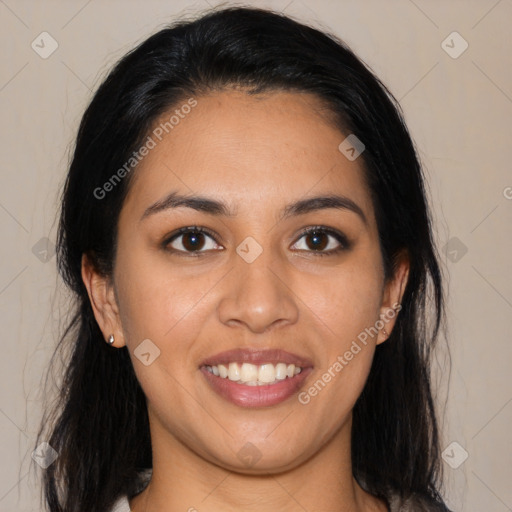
top-left (199, 348), bottom-right (314, 408)
top-left (200, 348), bottom-right (313, 368)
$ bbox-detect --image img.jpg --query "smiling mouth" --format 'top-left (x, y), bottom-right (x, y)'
top-left (199, 348), bottom-right (314, 408)
top-left (202, 361), bottom-right (303, 386)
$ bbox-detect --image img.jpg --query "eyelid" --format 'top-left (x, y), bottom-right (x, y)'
top-left (291, 225), bottom-right (350, 255)
top-left (163, 225), bottom-right (223, 255)
top-left (163, 225), bottom-right (350, 256)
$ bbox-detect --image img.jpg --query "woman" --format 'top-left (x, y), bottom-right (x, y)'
top-left (37, 6), bottom-right (452, 512)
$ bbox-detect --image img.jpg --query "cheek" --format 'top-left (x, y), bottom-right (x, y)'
top-left (114, 236), bottom-right (384, 370)
top-left (294, 255), bottom-right (383, 410)
top-left (114, 245), bottom-right (211, 344)
top-left (303, 258), bottom-right (384, 342)
top-left (113, 252), bottom-right (212, 409)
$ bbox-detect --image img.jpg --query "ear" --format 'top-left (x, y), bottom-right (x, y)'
top-left (81, 253), bottom-right (126, 347)
top-left (376, 249), bottom-right (409, 345)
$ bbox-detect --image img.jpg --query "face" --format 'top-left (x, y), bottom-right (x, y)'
top-left (84, 89), bottom-right (407, 474)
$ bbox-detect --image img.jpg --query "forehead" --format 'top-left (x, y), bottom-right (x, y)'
top-left (121, 89), bottom-right (374, 222)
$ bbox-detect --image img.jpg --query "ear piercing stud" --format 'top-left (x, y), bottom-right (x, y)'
top-left (107, 334), bottom-right (115, 345)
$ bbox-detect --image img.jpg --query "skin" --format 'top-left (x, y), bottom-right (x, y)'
top-left (82, 89), bottom-right (409, 511)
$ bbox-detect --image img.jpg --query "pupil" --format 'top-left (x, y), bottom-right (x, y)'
top-left (183, 232), bottom-right (205, 251)
top-left (307, 231), bottom-right (327, 251)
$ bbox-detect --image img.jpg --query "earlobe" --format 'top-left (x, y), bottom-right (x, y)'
top-left (81, 253), bottom-right (125, 347)
top-left (377, 250), bottom-right (410, 344)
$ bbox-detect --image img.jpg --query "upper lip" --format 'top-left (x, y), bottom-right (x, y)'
top-left (200, 348), bottom-right (313, 368)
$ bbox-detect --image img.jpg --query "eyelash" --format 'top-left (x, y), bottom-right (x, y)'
top-left (163, 225), bottom-right (350, 257)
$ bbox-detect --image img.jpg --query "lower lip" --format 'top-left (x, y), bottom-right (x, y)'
top-left (200, 367), bottom-right (313, 408)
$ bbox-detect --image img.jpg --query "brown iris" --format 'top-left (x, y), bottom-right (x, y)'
top-left (181, 232), bottom-right (206, 251)
top-left (304, 230), bottom-right (328, 251)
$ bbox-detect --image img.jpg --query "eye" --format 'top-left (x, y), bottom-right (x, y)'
top-left (164, 226), bottom-right (222, 255)
top-left (291, 226), bottom-right (349, 256)
top-left (163, 225), bottom-right (349, 257)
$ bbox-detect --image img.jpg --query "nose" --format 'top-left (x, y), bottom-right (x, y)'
top-left (217, 249), bottom-right (299, 334)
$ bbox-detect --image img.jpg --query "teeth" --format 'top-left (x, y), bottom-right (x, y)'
top-left (205, 362), bottom-right (303, 385)
top-left (218, 364), bottom-right (228, 378)
top-left (228, 362), bottom-right (241, 381)
top-left (258, 363), bottom-right (275, 383)
top-left (240, 362), bottom-right (259, 382)
top-left (275, 363), bottom-right (288, 380)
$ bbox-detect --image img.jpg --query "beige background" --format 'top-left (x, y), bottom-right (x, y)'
top-left (1, 0), bottom-right (511, 510)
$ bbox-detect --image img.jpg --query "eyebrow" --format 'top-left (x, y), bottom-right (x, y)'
top-left (140, 191), bottom-right (367, 225)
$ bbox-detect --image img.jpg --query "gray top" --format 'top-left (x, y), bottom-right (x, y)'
top-left (108, 469), bottom-right (450, 511)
